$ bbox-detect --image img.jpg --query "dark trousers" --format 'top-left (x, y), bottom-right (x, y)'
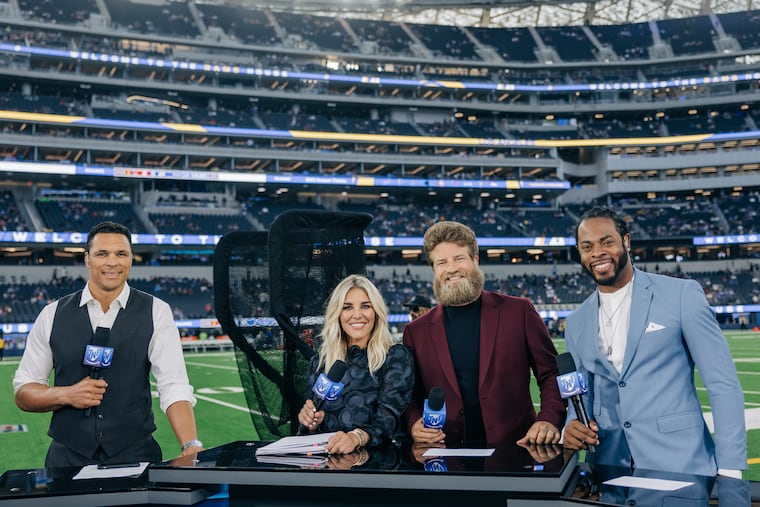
top-left (44, 435), bottom-right (162, 468)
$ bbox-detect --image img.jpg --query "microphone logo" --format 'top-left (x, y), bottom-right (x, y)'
top-left (84, 345), bottom-right (102, 366)
top-left (424, 411), bottom-right (445, 428)
top-left (83, 345), bottom-right (115, 368)
top-left (100, 347), bottom-right (114, 368)
top-left (313, 373), bottom-right (345, 401)
top-left (422, 389), bottom-right (446, 430)
top-left (557, 371), bottom-right (588, 398)
top-left (577, 371), bottom-right (587, 392)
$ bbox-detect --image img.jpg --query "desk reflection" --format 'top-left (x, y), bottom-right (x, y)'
top-left (404, 440), bottom-right (566, 474)
top-left (571, 464), bottom-right (750, 506)
top-left (166, 440), bottom-right (401, 471)
top-left (0, 465), bottom-right (148, 495)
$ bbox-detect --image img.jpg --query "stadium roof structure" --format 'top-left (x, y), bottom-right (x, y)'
top-left (224, 0), bottom-right (754, 27)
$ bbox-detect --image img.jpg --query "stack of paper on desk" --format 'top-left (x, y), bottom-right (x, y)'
top-left (255, 454), bottom-right (328, 468)
top-left (255, 432), bottom-right (338, 456)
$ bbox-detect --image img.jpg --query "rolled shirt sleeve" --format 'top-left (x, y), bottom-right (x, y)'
top-left (13, 301), bottom-right (59, 393)
top-left (148, 297), bottom-right (196, 413)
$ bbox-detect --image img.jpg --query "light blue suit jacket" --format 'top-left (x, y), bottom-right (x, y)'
top-left (564, 268), bottom-right (746, 476)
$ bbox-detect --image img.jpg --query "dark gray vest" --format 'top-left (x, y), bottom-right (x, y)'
top-left (48, 288), bottom-right (156, 458)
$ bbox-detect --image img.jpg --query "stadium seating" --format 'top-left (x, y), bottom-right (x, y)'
top-left (0, 191), bottom-right (30, 232)
top-left (35, 199), bottom-right (148, 234)
top-left (18, 0), bottom-right (95, 25)
top-left (2, 263), bottom-right (754, 325)
top-left (0, 3), bottom-right (758, 331)
top-left (195, 3), bottom-right (279, 46)
top-left (104, 0), bottom-right (200, 37)
top-left (150, 213), bottom-right (254, 235)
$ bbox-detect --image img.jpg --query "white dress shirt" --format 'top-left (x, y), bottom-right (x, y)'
top-left (13, 282), bottom-right (196, 413)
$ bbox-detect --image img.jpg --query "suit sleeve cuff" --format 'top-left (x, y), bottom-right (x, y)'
top-left (717, 468), bottom-right (743, 479)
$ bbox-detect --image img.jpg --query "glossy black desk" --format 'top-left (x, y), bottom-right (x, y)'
top-left (150, 440), bottom-right (577, 506)
top-left (1, 444), bottom-right (751, 506)
top-left (0, 466), bottom-right (220, 506)
top-left (149, 441), bottom-right (752, 506)
top-left (567, 464), bottom-right (751, 506)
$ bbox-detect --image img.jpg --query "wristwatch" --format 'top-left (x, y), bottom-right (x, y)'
top-left (181, 439), bottom-right (203, 451)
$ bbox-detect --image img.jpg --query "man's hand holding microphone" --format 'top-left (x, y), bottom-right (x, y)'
top-left (555, 352), bottom-right (599, 452)
top-left (411, 386), bottom-right (446, 443)
top-left (81, 327), bottom-right (112, 416)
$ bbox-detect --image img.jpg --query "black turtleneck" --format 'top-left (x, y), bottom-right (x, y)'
top-left (443, 296), bottom-right (485, 446)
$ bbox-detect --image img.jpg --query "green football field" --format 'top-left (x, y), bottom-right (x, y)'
top-left (1, 331), bottom-right (759, 480)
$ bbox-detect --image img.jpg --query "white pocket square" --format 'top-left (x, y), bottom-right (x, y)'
top-left (645, 321), bottom-right (665, 333)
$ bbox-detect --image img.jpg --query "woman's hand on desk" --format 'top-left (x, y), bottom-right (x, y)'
top-left (325, 431), bottom-right (362, 454)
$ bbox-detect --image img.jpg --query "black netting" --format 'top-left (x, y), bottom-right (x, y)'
top-left (269, 209), bottom-right (373, 436)
top-left (213, 210), bottom-right (373, 440)
top-left (213, 231), bottom-right (288, 440)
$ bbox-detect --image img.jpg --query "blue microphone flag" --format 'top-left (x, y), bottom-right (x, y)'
top-left (312, 360), bottom-right (348, 402)
top-left (83, 345), bottom-right (114, 368)
top-left (423, 386), bottom-right (446, 429)
top-left (556, 371), bottom-right (587, 399)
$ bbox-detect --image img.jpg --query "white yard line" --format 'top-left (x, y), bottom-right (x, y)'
top-left (184, 360), bottom-right (239, 371)
top-left (704, 408), bottom-right (760, 432)
top-left (150, 380), bottom-right (261, 415)
top-left (194, 393), bottom-right (258, 414)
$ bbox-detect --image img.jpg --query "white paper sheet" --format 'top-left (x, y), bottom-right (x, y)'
top-left (422, 448), bottom-right (495, 457)
top-left (72, 462), bottom-right (149, 480)
top-left (603, 476), bottom-right (693, 491)
top-left (255, 432), bottom-right (339, 456)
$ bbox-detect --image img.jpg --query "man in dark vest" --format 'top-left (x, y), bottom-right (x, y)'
top-left (13, 221), bottom-right (202, 467)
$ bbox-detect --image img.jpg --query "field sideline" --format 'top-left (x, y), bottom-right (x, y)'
top-left (1, 330), bottom-right (759, 479)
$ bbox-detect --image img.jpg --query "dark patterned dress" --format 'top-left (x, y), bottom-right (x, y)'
top-left (305, 343), bottom-right (414, 445)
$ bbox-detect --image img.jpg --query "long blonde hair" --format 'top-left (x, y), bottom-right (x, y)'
top-left (317, 274), bottom-right (394, 375)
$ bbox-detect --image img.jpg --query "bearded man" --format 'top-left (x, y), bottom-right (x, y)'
top-left (402, 221), bottom-right (565, 447)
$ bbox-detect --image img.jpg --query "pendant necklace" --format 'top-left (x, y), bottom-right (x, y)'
top-left (599, 282), bottom-right (632, 358)
top-left (600, 296), bottom-right (626, 327)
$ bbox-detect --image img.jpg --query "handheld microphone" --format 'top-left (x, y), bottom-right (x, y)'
top-left (83, 327), bottom-right (113, 417)
top-left (311, 360), bottom-right (348, 412)
top-left (556, 352), bottom-right (594, 453)
top-left (422, 386), bottom-right (446, 429)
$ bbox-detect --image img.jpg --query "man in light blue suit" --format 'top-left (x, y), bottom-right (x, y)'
top-left (562, 206), bottom-right (746, 478)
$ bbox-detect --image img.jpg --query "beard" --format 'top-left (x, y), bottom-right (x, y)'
top-left (434, 265), bottom-right (485, 306)
top-left (583, 250), bottom-right (630, 287)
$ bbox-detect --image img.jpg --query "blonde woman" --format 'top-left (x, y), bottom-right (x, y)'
top-left (298, 275), bottom-right (413, 454)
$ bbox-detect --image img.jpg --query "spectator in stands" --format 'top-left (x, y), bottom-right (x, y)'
top-left (402, 221), bottom-right (565, 447)
top-left (297, 274), bottom-right (414, 454)
top-left (13, 221), bottom-right (202, 467)
top-left (403, 293), bottom-right (432, 321)
top-left (562, 206), bottom-right (746, 477)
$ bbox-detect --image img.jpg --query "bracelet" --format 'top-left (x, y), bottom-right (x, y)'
top-left (350, 428), bottom-right (368, 448)
top-left (352, 448), bottom-right (370, 468)
top-left (181, 439), bottom-right (203, 451)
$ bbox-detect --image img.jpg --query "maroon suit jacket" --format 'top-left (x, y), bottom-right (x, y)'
top-left (402, 290), bottom-right (565, 446)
